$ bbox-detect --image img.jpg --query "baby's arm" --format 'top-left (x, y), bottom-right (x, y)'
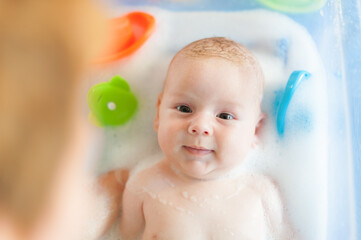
top-left (119, 177), bottom-right (145, 240)
top-left (97, 169), bottom-right (129, 236)
top-left (258, 176), bottom-right (295, 240)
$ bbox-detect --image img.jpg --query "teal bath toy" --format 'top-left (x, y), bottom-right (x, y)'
top-left (87, 76), bottom-right (138, 126)
top-left (276, 70), bottom-right (311, 136)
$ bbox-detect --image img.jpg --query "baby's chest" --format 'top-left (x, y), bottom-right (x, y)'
top-left (142, 192), bottom-right (268, 240)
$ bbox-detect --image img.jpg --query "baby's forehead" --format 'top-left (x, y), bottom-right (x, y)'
top-left (170, 55), bottom-right (259, 83)
top-left (167, 56), bottom-right (257, 91)
top-left (165, 55), bottom-right (263, 104)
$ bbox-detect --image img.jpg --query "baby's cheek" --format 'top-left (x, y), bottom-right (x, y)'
top-left (157, 129), bottom-right (169, 152)
top-left (158, 123), bottom-right (177, 152)
top-left (226, 131), bottom-right (252, 156)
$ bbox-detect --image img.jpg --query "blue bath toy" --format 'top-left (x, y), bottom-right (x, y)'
top-left (87, 76), bottom-right (138, 126)
top-left (276, 70), bottom-right (311, 136)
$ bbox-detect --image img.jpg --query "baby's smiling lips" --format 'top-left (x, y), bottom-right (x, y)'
top-left (183, 145), bottom-right (214, 156)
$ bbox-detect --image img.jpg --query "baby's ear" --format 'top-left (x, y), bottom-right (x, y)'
top-left (153, 93), bottom-right (163, 132)
top-left (252, 113), bottom-right (266, 148)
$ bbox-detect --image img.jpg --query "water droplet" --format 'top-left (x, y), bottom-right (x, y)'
top-left (159, 198), bottom-right (167, 205)
top-left (212, 195), bottom-right (220, 200)
top-left (175, 206), bottom-right (185, 212)
top-left (149, 192), bottom-right (156, 199)
top-left (163, 178), bottom-right (175, 188)
top-left (182, 191), bottom-right (189, 199)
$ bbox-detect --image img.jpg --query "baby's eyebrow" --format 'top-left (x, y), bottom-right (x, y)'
top-left (168, 92), bottom-right (245, 110)
top-left (169, 91), bottom-right (197, 100)
top-left (220, 101), bottom-right (244, 110)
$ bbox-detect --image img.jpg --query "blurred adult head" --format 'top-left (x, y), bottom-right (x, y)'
top-left (0, 0), bottom-right (105, 239)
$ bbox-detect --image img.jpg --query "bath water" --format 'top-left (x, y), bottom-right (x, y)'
top-left (84, 8), bottom-right (328, 240)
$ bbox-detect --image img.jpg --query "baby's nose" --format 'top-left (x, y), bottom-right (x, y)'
top-left (188, 116), bottom-right (213, 136)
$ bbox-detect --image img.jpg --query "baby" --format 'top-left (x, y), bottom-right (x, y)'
top-left (115, 37), bottom-right (294, 240)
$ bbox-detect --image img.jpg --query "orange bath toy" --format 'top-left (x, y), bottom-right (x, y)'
top-left (96, 11), bottom-right (155, 64)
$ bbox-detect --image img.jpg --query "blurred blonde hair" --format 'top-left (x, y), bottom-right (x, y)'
top-left (0, 0), bottom-right (104, 232)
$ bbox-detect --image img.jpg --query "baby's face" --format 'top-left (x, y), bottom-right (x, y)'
top-left (155, 56), bottom-right (261, 180)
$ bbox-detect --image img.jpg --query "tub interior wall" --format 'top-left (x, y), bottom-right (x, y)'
top-left (93, 0), bottom-right (361, 239)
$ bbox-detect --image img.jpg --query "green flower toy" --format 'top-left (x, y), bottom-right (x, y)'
top-left (87, 76), bottom-right (138, 126)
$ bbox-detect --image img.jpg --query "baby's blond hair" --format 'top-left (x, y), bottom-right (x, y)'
top-left (171, 37), bottom-right (264, 104)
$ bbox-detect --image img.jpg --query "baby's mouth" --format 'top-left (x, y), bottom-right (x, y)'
top-left (183, 145), bottom-right (214, 156)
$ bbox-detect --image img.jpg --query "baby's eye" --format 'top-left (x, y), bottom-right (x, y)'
top-left (176, 105), bottom-right (192, 113)
top-left (217, 113), bottom-right (234, 120)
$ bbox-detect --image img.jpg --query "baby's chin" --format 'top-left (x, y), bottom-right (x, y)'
top-left (171, 160), bottom-right (236, 181)
top-left (184, 161), bottom-right (216, 180)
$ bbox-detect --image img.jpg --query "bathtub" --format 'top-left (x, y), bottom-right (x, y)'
top-left (92, 0), bottom-right (361, 239)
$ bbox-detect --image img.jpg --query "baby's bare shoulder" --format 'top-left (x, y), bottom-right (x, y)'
top-left (251, 174), bottom-right (278, 189)
top-left (127, 161), bottom-right (168, 191)
top-left (243, 174), bottom-right (294, 237)
top-left (240, 173), bottom-right (281, 200)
